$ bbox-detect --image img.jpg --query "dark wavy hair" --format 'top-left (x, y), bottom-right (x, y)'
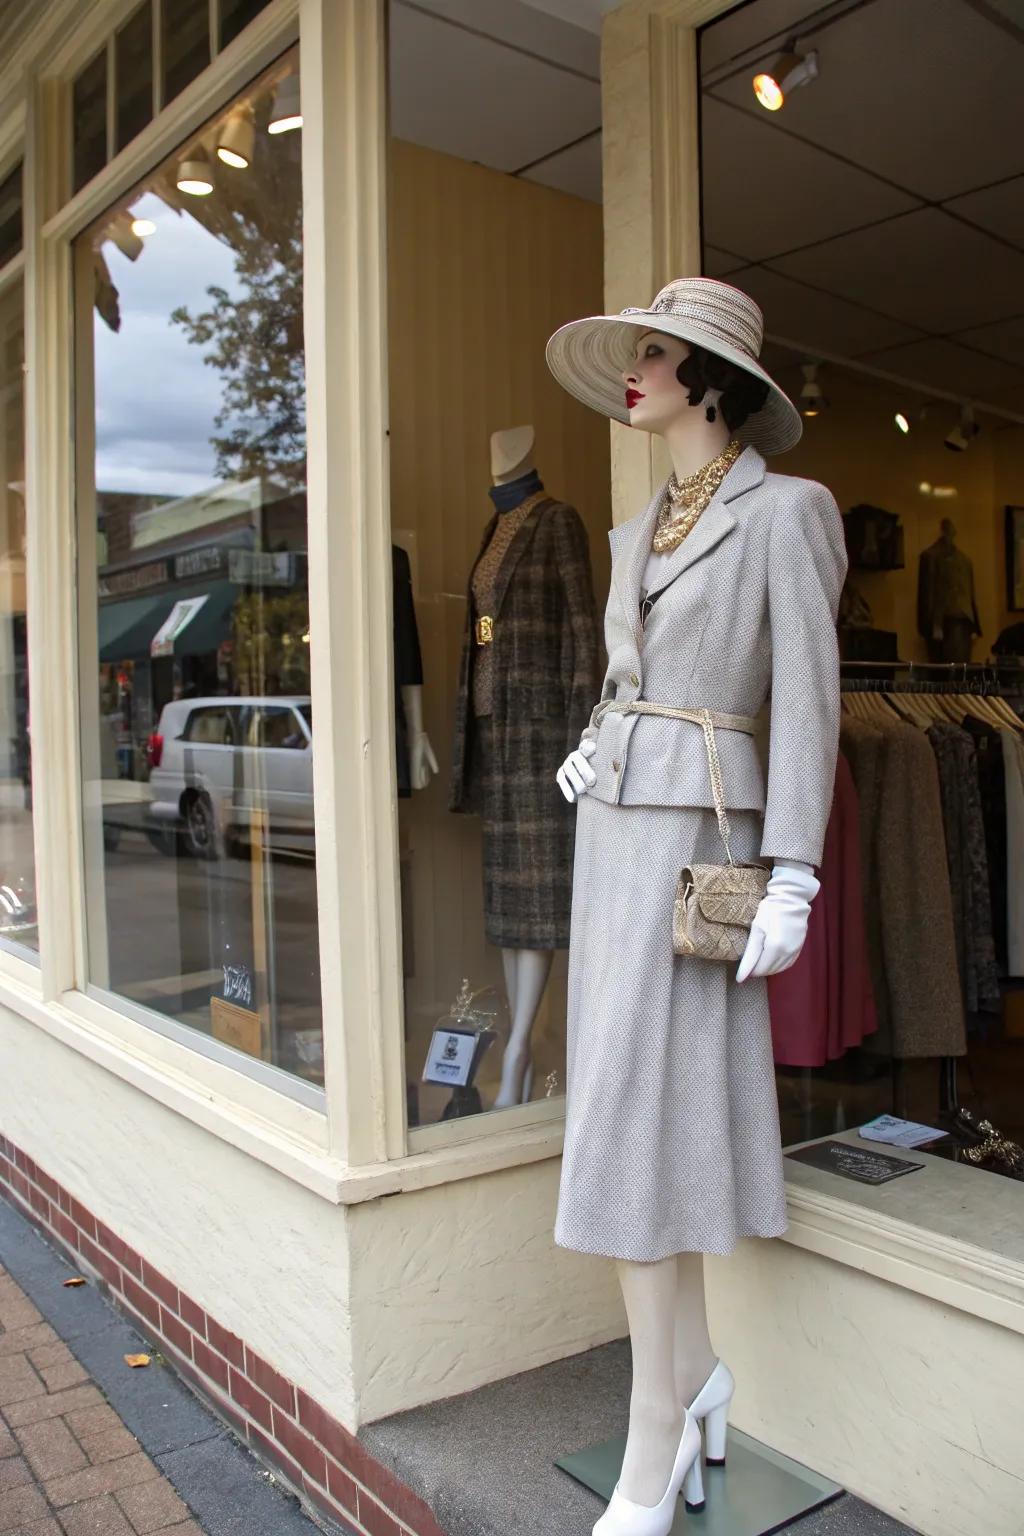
top-left (675, 344), bottom-right (769, 434)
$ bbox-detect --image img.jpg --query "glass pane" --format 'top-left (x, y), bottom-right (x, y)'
top-left (162, 0), bottom-right (210, 105)
top-left (73, 48), bottom-right (108, 193)
top-left (386, 2), bottom-right (607, 1126)
top-left (0, 282), bottom-right (37, 953)
top-left (220, 0), bottom-right (272, 50)
top-left (115, 3), bottom-right (154, 153)
top-left (0, 163), bottom-right (22, 269)
top-left (76, 51), bottom-right (320, 1086)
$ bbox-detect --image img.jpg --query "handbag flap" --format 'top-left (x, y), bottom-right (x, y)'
top-left (682, 863), bottom-right (768, 928)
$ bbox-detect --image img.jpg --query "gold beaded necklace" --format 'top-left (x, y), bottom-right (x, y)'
top-left (652, 438), bottom-right (742, 554)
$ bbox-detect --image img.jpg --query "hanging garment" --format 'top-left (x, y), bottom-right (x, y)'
top-left (841, 715), bottom-right (965, 1059)
top-left (963, 715), bottom-right (1009, 973)
top-left (392, 544), bottom-right (425, 799)
top-left (838, 719), bottom-right (889, 1044)
top-left (556, 446), bottom-right (845, 1260)
top-left (768, 752), bottom-right (877, 1067)
top-left (1003, 730), bottom-right (1024, 978)
top-left (926, 722), bottom-right (1001, 1016)
top-left (449, 494), bottom-right (600, 950)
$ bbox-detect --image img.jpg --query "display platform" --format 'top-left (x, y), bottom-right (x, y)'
top-left (556, 1426), bottom-right (843, 1535)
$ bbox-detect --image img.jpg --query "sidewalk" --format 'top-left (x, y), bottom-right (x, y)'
top-left (0, 1195), bottom-right (341, 1536)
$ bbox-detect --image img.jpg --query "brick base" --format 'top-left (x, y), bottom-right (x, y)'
top-left (0, 1134), bottom-right (446, 1536)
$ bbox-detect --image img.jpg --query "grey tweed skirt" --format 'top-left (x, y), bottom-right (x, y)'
top-left (555, 792), bottom-right (788, 1261)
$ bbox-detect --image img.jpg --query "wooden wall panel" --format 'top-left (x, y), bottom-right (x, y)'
top-left (387, 138), bottom-right (609, 1123)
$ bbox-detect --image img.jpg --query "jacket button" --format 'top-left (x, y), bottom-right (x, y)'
top-left (612, 759), bottom-right (621, 772)
top-left (629, 672), bottom-right (639, 687)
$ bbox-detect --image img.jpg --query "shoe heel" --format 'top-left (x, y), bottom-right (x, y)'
top-left (704, 1401), bottom-right (729, 1466)
top-left (683, 1454), bottom-right (705, 1513)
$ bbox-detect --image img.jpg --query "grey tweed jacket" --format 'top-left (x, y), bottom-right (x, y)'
top-left (580, 445), bottom-right (846, 868)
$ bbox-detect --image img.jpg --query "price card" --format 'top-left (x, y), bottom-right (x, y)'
top-left (423, 1027), bottom-right (478, 1087)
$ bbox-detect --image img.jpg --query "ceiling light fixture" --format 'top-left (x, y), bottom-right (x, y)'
top-left (799, 361), bottom-right (827, 418)
top-left (130, 217), bottom-right (156, 237)
top-left (268, 74), bottom-right (301, 135)
top-left (217, 106), bottom-right (254, 168)
top-left (894, 412), bottom-right (910, 434)
top-left (944, 403), bottom-right (980, 452)
top-left (176, 149), bottom-right (215, 196)
top-left (753, 42), bottom-right (819, 112)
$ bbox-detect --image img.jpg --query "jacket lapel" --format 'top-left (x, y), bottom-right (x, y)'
top-left (490, 498), bottom-right (548, 618)
top-left (609, 445), bottom-right (767, 644)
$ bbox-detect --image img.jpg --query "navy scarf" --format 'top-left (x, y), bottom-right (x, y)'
top-left (488, 468), bottom-right (544, 513)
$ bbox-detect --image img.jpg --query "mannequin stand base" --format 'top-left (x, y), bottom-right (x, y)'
top-left (556, 1427), bottom-right (842, 1535)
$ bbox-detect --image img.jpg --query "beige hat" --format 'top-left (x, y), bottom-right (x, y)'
top-left (545, 276), bottom-right (802, 456)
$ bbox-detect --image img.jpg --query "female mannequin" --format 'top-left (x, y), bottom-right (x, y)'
top-left (545, 278), bottom-right (845, 1534)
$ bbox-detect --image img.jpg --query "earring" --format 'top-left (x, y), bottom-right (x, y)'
top-left (705, 402), bottom-right (717, 423)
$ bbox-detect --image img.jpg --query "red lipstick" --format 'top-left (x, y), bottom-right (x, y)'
top-left (626, 388), bottom-right (644, 410)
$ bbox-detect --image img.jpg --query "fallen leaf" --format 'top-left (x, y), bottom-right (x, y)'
top-left (63, 1277), bottom-right (87, 1287)
top-left (123, 1353), bottom-right (151, 1368)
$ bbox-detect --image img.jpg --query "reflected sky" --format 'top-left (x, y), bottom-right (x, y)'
top-left (93, 188), bottom-right (242, 498)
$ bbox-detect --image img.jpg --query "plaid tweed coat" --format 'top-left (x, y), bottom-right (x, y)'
top-left (449, 497), bottom-right (600, 949)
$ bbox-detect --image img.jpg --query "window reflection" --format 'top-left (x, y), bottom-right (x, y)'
top-left (77, 53), bottom-right (321, 1087)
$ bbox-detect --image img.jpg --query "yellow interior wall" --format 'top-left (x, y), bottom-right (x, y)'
top-left (386, 138), bottom-right (609, 1119)
top-left (774, 365), bottom-right (1024, 659)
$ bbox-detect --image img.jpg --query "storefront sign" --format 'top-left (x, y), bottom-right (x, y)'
top-left (229, 550), bottom-right (295, 586)
top-left (423, 1027), bottom-right (477, 1087)
top-left (99, 560), bottom-right (169, 597)
top-left (174, 546), bottom-right (224, 580)
top-left (786, 1140), bottom-right (924, 1186)
top-left (150, 594), bottom-right (209, 657)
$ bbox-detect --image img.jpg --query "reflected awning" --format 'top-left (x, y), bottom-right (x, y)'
top-left (98, 581), bottom-right (239, 663)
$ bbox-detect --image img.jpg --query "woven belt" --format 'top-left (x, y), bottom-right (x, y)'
top-left (590, 698), bottom-right (759, 863)
top-left (591, 699), bottom-right (758, 734)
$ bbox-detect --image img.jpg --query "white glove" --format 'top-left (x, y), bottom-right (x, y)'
top-left (556, 738), bottom-right (597, 803)
top-left (736, 860), bottom-right (820, 983)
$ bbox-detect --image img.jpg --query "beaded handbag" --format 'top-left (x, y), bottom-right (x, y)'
top-left (672, 710), bottom-right (769, 962)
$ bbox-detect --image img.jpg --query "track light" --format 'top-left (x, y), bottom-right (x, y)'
top-left (176, 148), bottom-right (214, 196)
top-left (753, 43), bottom-right (819, 111)
top-left (894, 412), bottom-right (910, 434)
top-left (944, 404), bottom-right (980, 452)
top-left (130, 217), bottom-right (155, 237)
top-left (217, 106), bottom-right (254, 168)
top-left (268, 74), bottom-right (301, 135)
top-left (799, 361), bottom-right (827, 418)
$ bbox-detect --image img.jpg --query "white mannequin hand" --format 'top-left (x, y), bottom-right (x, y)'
top-left (555, 738), bottom-right (597, 803)
top-left (409, 729), bottom-right (439, 790)
top-left (736, 860), bottom-right (820, 983)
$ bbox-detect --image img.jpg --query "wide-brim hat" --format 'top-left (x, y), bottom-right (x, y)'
top-left (545, 276), bottom-right (802, 456)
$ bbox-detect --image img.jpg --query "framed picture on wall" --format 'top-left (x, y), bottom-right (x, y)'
top-left (1008, 506), bottom-right (1024, 612)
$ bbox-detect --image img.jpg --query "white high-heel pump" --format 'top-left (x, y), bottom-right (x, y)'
top-left (594, 1409), bottom-right (702, 1535)
top-left (681, 1360), bottom-right (735, 1513)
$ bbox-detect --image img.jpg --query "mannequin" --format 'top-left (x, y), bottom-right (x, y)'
top-left (448, 426), bottom-right (600, 1112)
top-left (545, 278), bottom-right (844, 1535)
top-left (917, 517), bottom-right (980, 663)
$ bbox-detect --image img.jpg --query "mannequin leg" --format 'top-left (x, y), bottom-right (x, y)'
top-left (615, 1258), bottom-right (685, 1506)
top-left (673, 1252), bottom-right (717, 1409)
top-left (494, 947), bottom-right (553, 1108)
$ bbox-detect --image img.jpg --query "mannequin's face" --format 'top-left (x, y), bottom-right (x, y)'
top-left (622, 330), bottom-right (697, 433)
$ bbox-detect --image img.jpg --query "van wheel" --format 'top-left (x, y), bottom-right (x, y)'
top-left (183, 792), bottom-right (218, 859)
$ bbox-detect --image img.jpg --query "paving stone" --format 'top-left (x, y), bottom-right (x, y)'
top-left (0, 1456), bottom-right (32, 1493)
top-left (114, 1478), bottom-right (191, 1532)
top-left (0, 1480), bottom-right (49, 1531)
top-left (14, 1418), bottom-right (89, 1480)
top-left (0, 1327), bottom-right (58, 1361)
top-left (0, 1361), bottom-right (44, 1411)
top-left (78, 1426), bottom-right (141, 1466)
top-left (59, 1493), bottom-right (136, 1535)
top-left (43, 1451), bottom-right (160, 1509)
top-left (3, 1389), bottom-right (105, 1429)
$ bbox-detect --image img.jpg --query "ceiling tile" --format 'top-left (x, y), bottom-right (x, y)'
top-left (701, 96), bottom-right (919, 262)
top-left (945, 176), bottom-right (1024, 252)
top-left (522, 132), bottom-right (601, 202)
top-left (398, 0), bottom-right (601, 76)
top-left (770, 209), bottom-right (1024, 333)
top-left (720, 265), bottom-right (922, 357)
top-left (389, 3), bottom-right (600, 173)
top-left (856, 337), bottom-right (1023, 402)
top-left (955, 315), bottom-right (1024, 370)
top-left (703, 246), bottom-right (747, 277)
top-left (700, 0), bottom-right (834, 76)
top-left (705, 0), bottom-right (1024, 202)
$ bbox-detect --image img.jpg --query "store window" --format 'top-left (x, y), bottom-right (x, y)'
top-left (699, 0), bottom-right (1024, 1160)
top-left (75, 51), bottom-right (322, 1087)
top-left (386, 0), bottom-right (608, 1128)
top-left (0, 280), bottom-right (36, 955)
top-left (0, 162), bottom-right (23, 270)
